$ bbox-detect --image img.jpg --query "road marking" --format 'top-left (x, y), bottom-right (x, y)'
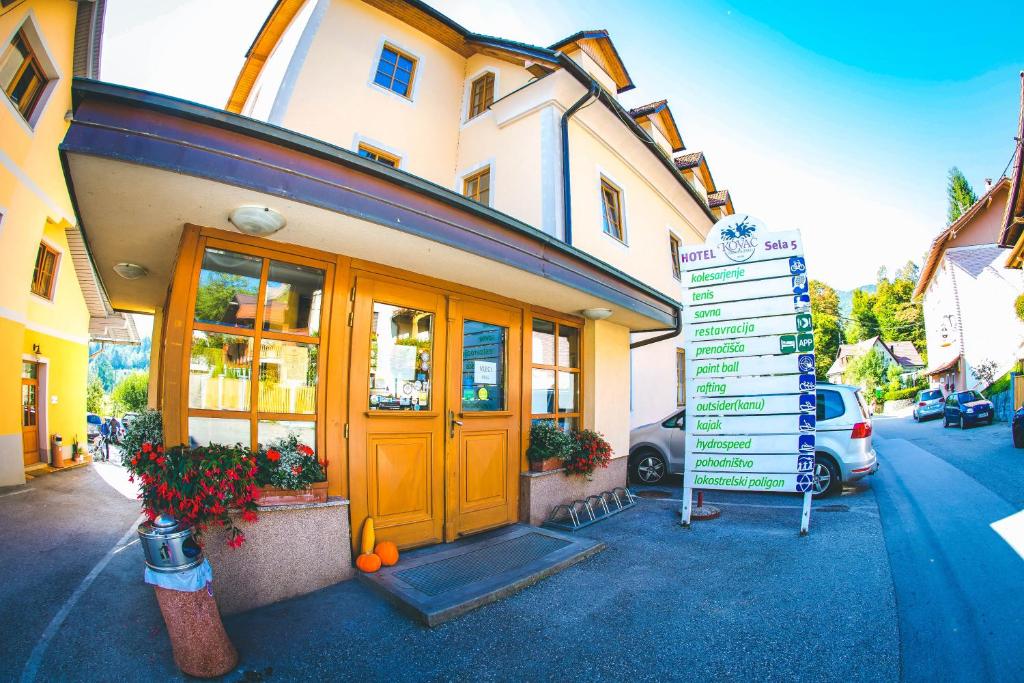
top-left (0, 488), bottom-right (32, 499)
top-left (20, 515), bottom-right (143, 683)
top-left (991, 509), bottom-right (1024, 561)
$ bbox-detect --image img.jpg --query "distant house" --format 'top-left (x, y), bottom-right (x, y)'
top-left (826, 336), bottom-right (924, 385)
top-left (916, 177), bottom-right (1024, 392)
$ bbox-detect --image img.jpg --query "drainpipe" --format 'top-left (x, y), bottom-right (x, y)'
top-left (561, 81), bottom-right (598, 246)
top-left (629, 307), bottom-right (682, 349)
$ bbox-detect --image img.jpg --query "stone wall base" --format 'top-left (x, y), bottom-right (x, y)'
top-left (518, 457), bottom-right (628, 526)
top-left (203, 498), bottom-right (354, 615)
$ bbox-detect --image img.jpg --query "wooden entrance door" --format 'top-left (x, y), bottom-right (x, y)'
top-left (444, 298), bottom-right (521, 540)
top-left (21, 362), bottom-right (39, 465)
top-left (349, 277), bottom-right (448, 549)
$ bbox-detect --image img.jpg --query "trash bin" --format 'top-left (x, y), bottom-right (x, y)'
top-left (139, 515), bottom-right (237, 678)
top-left (51, 434), bottom-right (63, 468)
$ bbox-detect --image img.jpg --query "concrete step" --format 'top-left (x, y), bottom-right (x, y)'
top-left (358, 524), bottom-right (604, 627)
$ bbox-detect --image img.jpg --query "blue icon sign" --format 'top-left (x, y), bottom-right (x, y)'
top-left (792, 275), bottom-right (808, 295)
top-left (799, 394), bottom-right (816, 414)
top-left (799, 414), bottom-right (816, 433)
top-left (798, 435), bottom-right (815, 453)
top-left (797, 455), bottom-right (815, 472)
top-left (796, 473), bottom-right (814, 492)
top-left (793, 294), bottom-right (811, 313)
top-left (797, 354), bottom-right (815, 373)
top-left (799, 374), bottom-right (816, 392)
top-left (789, 257), bottom-right (806, 274)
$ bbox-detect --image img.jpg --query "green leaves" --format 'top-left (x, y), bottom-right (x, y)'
top-left (947, 167), bottom-right (978, 225)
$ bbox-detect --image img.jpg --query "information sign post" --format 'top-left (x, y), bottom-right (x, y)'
top-left (680, 215), bottom-right (816, 534)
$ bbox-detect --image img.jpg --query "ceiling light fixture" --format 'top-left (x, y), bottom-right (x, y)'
top-left (112, 262), bottom-right (148, 280)
top-left (229, 205), bottom-right (287, 237)
top-left (580, 308), bottom-right (613, 320)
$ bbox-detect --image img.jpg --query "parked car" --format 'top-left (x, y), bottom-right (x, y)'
top-left (121, 412), bottom-right (139, 430)
top-left (942, 390), bottom-right (994, 429)
top-left (1013, 407), bottom-right (1024, 448)
top-left (86, 412), bottom-right (103, 441)
top-left (913, 388), bottom-right (945, 422)
top-left (627, 383), bottom-right (878, 496)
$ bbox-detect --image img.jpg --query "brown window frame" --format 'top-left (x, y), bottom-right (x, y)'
top-left (529, 316), bottom-right (583, 432)
top-left (467, 72), bottom-right (495, 120)
top-left (600, 178), bottom-right (625, 242)
top-left (357, 143), bottom-right (400, 168)
top-left (669, 232), bottom-right (682, 280)
top-left (463, 166), bottom-right (491, 206)
top-left (30, 242), bottom-right (59, 300)
top-left (184, 237), bottom-right (334, 454)
top-left (1, 30), bottom-right (50, 122)
top-left (372, 43), bottom-right (417, 98)
top-left (676, 349), bottom-right (686, 406)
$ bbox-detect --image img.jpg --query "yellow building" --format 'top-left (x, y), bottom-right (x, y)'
top-left (60, 0), bottom-right (734, 550)
top-left (0, 0), bottom-right (135, 486)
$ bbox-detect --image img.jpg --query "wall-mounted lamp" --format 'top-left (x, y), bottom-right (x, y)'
top-left (229, 205), bottom-right (287, 237)
top-left (580, 308), bottom-right (613, 321)
top-left (113, 263), bottom-right (148, 280)
top-left (32, 343), bottom-right (41, 355)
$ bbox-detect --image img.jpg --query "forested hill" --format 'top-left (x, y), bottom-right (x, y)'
top-left (89, 336), bottom-right (151, 392)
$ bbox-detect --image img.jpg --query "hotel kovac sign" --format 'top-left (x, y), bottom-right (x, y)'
top-left (681, 215), bottom-right (816, 534)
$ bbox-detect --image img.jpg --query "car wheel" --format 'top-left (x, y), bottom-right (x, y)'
top-left (1013, 427), bottom-right (1024, 448)
top-left (630, 450), bottom-right (667, 485)
top-left (812, 455), bottom-right (841, 498)
top-left (942, 416), bottom-right (949, 428)
top-left (960, 416), bottom-right (968, 430)
top-left (987, 416), bottom-right (994, 426)
top-left (913, 412), bottom-right (919, 422)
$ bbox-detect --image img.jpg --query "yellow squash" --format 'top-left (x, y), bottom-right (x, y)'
top-left (360, 517), bottom-right (375, 555)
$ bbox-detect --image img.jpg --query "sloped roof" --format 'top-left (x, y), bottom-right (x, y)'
top-left (673, 151), bottom-right (703, 170)
top-left (945, 244), bottom-right (1007, 279)
top-left (926, 354), bottom-right (961, 376)
top-left (914, 177), bottom-right (1010, 298)
top-left (886, 341), bottom-right (924, 368)
top-left (64, 225), bottom-right (139, 344)
top-left (548, 29), bottom-right (635, 93)
top-left (628, 100), bottom-right (684, 152)
top-left (708, 190), bottom-right (733, 214)
top-left (999, 71), bottom-right (1024, 252)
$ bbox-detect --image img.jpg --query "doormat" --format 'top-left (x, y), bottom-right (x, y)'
top-left (358, 524), bottom-right (603, 626)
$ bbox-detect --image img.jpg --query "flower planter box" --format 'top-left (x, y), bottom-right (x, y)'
top-left (529, 457), bottom-right (563, 473)
top-left (257, 480), bottom-right (328, 506)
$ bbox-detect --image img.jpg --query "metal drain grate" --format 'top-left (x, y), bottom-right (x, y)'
top-left (395, 533), bottom-right (570, 597)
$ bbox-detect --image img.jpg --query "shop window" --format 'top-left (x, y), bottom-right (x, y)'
top-left (30, 242), bottom-right (58, 299)
top-left (1, 29), bottom-right (51, 122)
top-left (467, 72), bottom-right (494, 120)
top-left (530, 318), bottom-right (582, 432)
top-left (463, 167), bottom-right (491, 206)
top-left (373, 44), bottom-right (416, 98)
top-left (357, 143), bottom-right (400, 168)
top-left (676, 349), bottom-right (685, 406)
top-left (600, 179), bottom-right (624, 242)
top-left (669, 233), bottom-right (681, 280)
top-left (187, 245), bottom-right (326, 450)
top-left (461, 320), bottom-right (506, 412)
top-left (369, 302), bottom-right (433, 411)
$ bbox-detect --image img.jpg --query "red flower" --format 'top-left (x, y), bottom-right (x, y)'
top-left (227, 533), bottom-right (245, 549)
top-left (266, 449), bottom-right (281, 462)
top-left (241, 509), bottom-right (258, 523)
top-left (142, 442), bottom-right (153, 454)
top-left (297, 444), bottom-right (313, 456)
top-left (292, 465), bottom-right (303, 476)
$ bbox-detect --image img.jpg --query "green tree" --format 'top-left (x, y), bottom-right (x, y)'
top-left (847, 288), bottom-right (880, 342)
top-left (947, 167), bottom-right (978, 224)
top-left (86, 376), bottom-right (104, 414)
top-left (194, 273), bottom-right (251, 323)
top-left (111, 371), bottom-right (150, 416)
top-left (809, 279), bottom-right (843, 380)
top-left (95, 356), bottom-right (115, 392)
top-left (873, 262), bottom-right (926, 351)
top-left (846, 349), bottom-right (887, 397)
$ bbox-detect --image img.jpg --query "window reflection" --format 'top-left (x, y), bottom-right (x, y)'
top-left (531, 368), bottom-right (554, 414)
top-left (532, 319), bottom-right (555, 365)
top-left (188, 416), bottom-right (251, 448)
top-left (259, 339), bottom-right (318, 414)
top-left (258, 420), bottom-right (316, 449)
top-left (189, 331), bottom-right (253, 411)
top-left (461, 320), bottom-right (506, 412)
top-left (370, 303), bottom-right (433, 410)
top-left (264, 260), bottom-right (324, 336)
top-left (194, 249), bottom-right (262, 329)
top-left (557, 371), bottom-right (577, 413)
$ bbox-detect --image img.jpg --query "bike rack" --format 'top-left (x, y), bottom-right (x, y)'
top-left (543, 487), bottom-right (637, 532)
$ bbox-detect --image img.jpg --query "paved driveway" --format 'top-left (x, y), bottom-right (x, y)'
top-left (2, 462), bottom-right (899, 682)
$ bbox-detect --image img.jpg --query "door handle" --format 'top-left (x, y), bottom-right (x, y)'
top-left (449, 410), bottom-right (463, 437)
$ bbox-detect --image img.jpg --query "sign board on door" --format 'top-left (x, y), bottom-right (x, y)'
top-left (680, 214), bottom-right (816, 534)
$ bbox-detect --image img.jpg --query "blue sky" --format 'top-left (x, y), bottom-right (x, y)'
top-left (103, 0), bottom-right (1024, 290)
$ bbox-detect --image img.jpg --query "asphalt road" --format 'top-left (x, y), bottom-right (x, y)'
top-left (872, 416), bottom-right (1024, 682)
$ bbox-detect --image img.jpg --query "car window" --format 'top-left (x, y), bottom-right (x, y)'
top-left (960, 391), bottom-right (983, 403)
top-left (921, 390), bottom-right (942, 401)
top-left (947, 394), bottom-right (958, 406)
top-left (816, 390), bottom-right (845, 421)
top-left (662, 411), bottom-right (685, 429)
top-left (854, 390), bottom-right (870, 419)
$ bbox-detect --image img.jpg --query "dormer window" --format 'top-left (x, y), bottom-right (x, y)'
top-left (467, 72), bottom-right (494, 120)
top-left (373, 44), bottom-right (416, 98)
top-left (1, 30), bottom-right (50, 122)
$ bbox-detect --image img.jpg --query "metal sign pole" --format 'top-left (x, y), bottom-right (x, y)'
top-left (681, 485), bottom-right (693, 527)
top-left (800, 489), bottom-right (812, 535)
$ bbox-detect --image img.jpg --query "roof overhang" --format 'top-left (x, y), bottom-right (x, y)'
top-left (62, 79), bottom-right (678, 330)
top-left (926, 355), bottom-right (961, 377)
top-left (998, 71), bottom-right (1024, 258)
top-left (226, 0), bottom-right (306, 113)
top-left (629, 100), bottom-right (684, 153)
top-left (549, 30), bottom-right (634, 93)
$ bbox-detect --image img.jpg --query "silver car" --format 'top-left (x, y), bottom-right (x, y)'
top-left (628, 383), bottom-right (879, 496)
top-left (913, 388), bottom-right (945, 422)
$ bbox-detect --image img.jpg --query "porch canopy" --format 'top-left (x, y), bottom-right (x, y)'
top-left (59, 79), bottom-right (678, 331)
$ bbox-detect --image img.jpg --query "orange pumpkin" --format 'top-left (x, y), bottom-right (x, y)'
top-left (375, 541), bottom-right (399, 566)
top-left (356, 552), bottom-right (382, 573)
